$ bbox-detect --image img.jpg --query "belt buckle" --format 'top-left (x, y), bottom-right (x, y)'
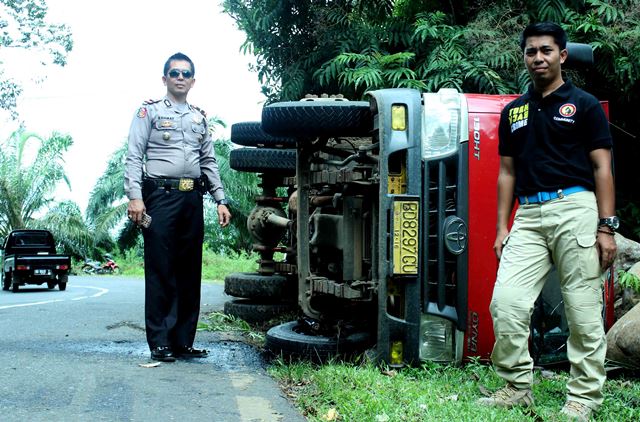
top-left (178, 178), bottom-right (194, 191)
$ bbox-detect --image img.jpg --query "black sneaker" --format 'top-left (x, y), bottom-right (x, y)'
top-left (150, 346), bottom-right (176, 362)
top-left (175, 346), bottom-right (208, 358)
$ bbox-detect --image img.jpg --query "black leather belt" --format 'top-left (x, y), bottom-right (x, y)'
top-left (144, 177), bottom-right (201, 192)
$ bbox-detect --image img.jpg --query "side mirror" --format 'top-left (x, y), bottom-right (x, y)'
top-left (564, 42), bottom-right (594, 69)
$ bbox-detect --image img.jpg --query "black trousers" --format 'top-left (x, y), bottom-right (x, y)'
top-left (142, 187), bottom-right (204, 349)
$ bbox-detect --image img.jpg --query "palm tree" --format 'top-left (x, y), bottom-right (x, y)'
top-left (0, 128), bottom-right (92, 256)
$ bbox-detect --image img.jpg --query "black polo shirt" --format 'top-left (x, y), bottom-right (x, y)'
top-left (498, 80), bottom-right (612, 195)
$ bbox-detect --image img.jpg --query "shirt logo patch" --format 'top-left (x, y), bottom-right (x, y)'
top-left (136, 107), bottom-right (147, 118)
top-left (509, 103), bottom-right (529, 133)
top-left (559, 103), bottom-right (576, 117)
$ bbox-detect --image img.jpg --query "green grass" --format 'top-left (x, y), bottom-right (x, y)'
top-left (268, 358), bottom-right (640, 421)
top-left (75, 248), bottom-right (258, 282)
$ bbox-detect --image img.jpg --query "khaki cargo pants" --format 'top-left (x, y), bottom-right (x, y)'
top-left (490, 191), bottom-right (606, 409)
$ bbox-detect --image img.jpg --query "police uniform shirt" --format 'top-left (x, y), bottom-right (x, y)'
top-left (124, 97), bottom-right (226, 202)
top-left (498, 81), bottom-right (613, 195)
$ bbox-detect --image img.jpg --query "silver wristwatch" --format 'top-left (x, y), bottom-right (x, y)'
top-left (598, 216), bottom-right (620, 231)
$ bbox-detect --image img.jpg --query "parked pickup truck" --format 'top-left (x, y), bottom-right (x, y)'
top-left (1, 229), bottom-right (71, 292)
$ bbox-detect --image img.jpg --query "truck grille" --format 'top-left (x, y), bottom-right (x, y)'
top-left (422, 152), bottom-right (467, 331)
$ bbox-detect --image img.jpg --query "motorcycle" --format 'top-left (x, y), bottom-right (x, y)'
top-left (82, 259), bottom-right (101, 274)
top-left (100, 256), bottom-right (119, 274)
top-left (81, 255), bottom-right (119, 274)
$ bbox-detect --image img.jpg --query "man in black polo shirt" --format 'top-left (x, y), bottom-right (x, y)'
top-left (477, 23), bottom-right (617, 420)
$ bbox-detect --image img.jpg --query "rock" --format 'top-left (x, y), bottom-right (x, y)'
top-left (606, 301), bottom-right (640, 369)
top-left (614, 233), bottom-right (640, 273)
top-left (612, 234), bottom-right (640, 318)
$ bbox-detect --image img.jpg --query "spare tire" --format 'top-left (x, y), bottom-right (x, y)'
top-left (229, 148), bottom-right (296, 175)
top-left (223, 299), bottom-right (295, 324)
top-left (261, 101), bottom-right (372, 138)
top-left (265, 320), bottom-right (372, 362)
top-left (231, 121), bottom-right (296, 148)
top-left (224, 272), bottom-right (295, 300)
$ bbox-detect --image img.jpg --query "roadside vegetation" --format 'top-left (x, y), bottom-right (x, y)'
top-left (73, 249), bottom-right (257, 282)
top-left (267, 358), bottom-right (640, 421)
top-left (199, 312), bottom-right (640, 421)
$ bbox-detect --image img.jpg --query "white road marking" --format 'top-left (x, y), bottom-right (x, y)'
top-left (0, 285), bottom-right (109, 309)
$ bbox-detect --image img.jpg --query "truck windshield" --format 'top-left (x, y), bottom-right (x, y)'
top-left (14, 233), bottom-right (49, 246)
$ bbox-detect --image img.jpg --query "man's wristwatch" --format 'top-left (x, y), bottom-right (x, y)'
top-left (216, 199), bottom-right (229, 206)
top-left (598, 216), bottom-right (620, 231)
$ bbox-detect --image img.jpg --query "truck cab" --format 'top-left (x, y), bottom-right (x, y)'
top-left (1, 229), bottom-right (71, 292)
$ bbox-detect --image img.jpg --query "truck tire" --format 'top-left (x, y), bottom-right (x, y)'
top-left (2, 272), bottom-right (10, 291)
top-left (229, 148), bottom-right (296, 175)
top-left (224, 272), bottom-right (295, 300)
top-left (261, 101), bottom-right (372, 138)
top-left (223, 299), bottom-right (295, 324)
top-left (265, 321), bottom-right (372, 362)
top-left (231, 121), bottom-right (296, 148)
top-left (47, 281), bottom-right (56, 289)
top-left (59, 275), bottom-right (68, 291)
top-left (11, 273), bottom-right (19, 293)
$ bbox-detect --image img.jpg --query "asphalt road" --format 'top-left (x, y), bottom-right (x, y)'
top-left (0, 276), bottom-right (306, 422)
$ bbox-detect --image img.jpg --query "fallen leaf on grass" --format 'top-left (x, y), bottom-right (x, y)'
top-left (438, 394), bottom-right (459, 403)
top-left (375, 414), bottom-right (390, 422)
top-left (138, 362), bottom-right (161, 368)
top-left (322, 408), bottom-right (339, 421)
top-left (381, 369), bottom-right (398, 377)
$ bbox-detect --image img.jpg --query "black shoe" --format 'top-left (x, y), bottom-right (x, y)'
top-left (150, 346), bottom-right (176, 362)
top-left (175, 346), bottom-right (208, 358)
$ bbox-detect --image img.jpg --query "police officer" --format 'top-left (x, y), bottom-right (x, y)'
top-left (124, 52), bottom-right (231, 362)
top-left (477, 23), bottom-right (617, 420)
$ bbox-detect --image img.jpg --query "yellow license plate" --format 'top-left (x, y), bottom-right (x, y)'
top-left (393, 201), bottom-right (419, 274)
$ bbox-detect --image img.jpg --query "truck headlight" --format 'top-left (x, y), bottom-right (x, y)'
top-left (419, 314), bottom-right (455, 362)
top-left (421, 89), bottom-right (463, 159)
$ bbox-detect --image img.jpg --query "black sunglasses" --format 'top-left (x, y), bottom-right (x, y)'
top-left (167, 69), bottom-right (193, 79)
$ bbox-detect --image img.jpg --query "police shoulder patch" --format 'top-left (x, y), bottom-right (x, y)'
top-left (192, 105), bottom-right (207, 118)
top-left (136, 107), bottom-right (148, 118)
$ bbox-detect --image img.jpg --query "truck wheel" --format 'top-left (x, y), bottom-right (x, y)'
top-left (265, 321), bottom-right (372, 362)
top-left (229, 148), bottom-right (296, 175)
top-left (224, 272), bottom-right (295, 300)
top-left (47, 281), bottom-right (56, 289)
top-left (223, 299), bottom-right (295, 324)
top-left (59, 275), bottom-right (68, 291)
top-left (231, 121), bottom-right (296, 148)
top-left (2, 272), bottom-right (10, 291)
top-left (261, 101), bottom-right (372, 138)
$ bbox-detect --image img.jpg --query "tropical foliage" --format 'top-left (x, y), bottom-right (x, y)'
top-left (204, 138), bottom-right (262, 254)
top-left (223, 0), bottom-right (639, 120)
top-left (0, 128), bottom-right (92, 255)
top-left (0, 0), bottom-right (73, 118)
